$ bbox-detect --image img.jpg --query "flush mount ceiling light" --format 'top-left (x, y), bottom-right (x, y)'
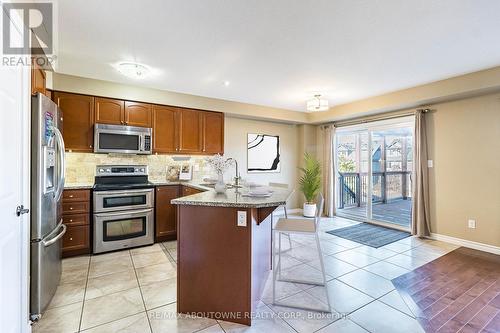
top-left (306, 94), bottom-right (329, 112)
top-left (116, 62), bottom-right (150, 79)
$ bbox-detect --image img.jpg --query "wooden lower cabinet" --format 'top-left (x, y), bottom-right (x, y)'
top-left (155, 185), bottom-right (180, 241)
top-left (181, 185), bottom-right (203, 197)
top-left (155, 185), bottom-right (206, 241)
top-left (62, 225), bottom-right (90, 253)
top-left (62, 189), bottom-right (91, 257)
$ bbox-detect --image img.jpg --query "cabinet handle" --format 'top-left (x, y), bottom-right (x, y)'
top-left (90, 145), bottom-right (92, 148)
top-left (69, 237), bottom-right (73, 241)
top-left (69, 207), bottom-right (73, 210)
top-left (69, 195), bottom-right (74, 198)
top-left (69, 219), bottom-right (73, 222)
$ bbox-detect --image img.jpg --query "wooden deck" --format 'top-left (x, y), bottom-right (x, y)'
top-left (338, 199), bottom-right (412, 228)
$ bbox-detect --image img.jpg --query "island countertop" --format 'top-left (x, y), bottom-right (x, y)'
top-left (171, 186), bottom-right (293, 208)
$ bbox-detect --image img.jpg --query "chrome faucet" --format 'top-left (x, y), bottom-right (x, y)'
top-left (228, 158), bottom-right (242, 187)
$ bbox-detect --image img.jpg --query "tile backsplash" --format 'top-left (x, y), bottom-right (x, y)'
top-left (65, 152), bottom-right (211, 184)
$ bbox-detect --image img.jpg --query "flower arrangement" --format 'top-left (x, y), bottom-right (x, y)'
top-left (205, 154), bottom-right (234, 175)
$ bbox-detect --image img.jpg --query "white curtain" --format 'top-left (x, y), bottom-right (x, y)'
top-left (412, 110), bottom-right (431, 236)
top-left (323, 125), bottom-right (335, 216)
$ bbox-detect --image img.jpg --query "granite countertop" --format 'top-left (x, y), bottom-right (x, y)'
top-left (149, 180), bottom-right (212, 191)
top-left (171, 186), bottom-right (293, 208)
top-left (64, 183), bottom-right (94, 190)
top-left (64, 180), bottom-right (212, 191)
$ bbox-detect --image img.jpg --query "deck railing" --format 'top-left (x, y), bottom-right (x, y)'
top-left (338, 171), bottom-right (411, 209)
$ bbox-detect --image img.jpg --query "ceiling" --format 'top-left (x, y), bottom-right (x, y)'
top-left (55, 0), bottom-right (500, 112)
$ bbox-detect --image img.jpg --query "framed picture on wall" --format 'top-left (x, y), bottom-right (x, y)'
top-left (247, 133), bottom-right (281, 173)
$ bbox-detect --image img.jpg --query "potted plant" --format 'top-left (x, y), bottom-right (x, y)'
top-left (299, 153), bottom-right (321, 217)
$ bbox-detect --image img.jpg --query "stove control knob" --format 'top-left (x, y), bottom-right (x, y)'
top-left (106, 168), bottom-right (111, 172)
top-left (134, 168), bottom-right (139, 172)
top-left (98, 168), bottom-right (105, 173)
top-left (140, 168), bottom-right (145, 173)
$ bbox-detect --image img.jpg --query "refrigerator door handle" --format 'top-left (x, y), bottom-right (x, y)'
top-left (42, 220), bottom-right (67, 247)
top-left (51, 126), bottom-right (65, 202)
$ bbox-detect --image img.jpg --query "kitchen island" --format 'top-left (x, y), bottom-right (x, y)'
top-left (171, 187), bottom-right (292, 325)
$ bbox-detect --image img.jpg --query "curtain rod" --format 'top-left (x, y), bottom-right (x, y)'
top-left (321, 108), bottom-right (432, 129)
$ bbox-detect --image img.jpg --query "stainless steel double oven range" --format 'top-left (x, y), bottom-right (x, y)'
top-left (93, 165), bottom-right (155, 254)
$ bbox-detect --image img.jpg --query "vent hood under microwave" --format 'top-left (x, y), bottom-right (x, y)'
top-left (94, 123), bottom-right (152, 155)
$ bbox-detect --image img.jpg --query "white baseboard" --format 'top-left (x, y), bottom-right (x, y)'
top-left (427, 233), bottom-right (500, 255)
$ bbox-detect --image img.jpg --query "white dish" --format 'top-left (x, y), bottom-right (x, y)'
top-left (246, 192), bottom-right (273, 197)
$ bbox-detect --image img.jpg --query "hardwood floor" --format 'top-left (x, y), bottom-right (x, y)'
top-left (392, 247), bottom-right (500, 333)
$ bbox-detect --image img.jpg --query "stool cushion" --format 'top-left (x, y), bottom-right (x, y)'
top-left (275, 218), bottom-right (316, 233)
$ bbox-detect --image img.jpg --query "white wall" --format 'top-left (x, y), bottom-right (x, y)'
top-left (223, 116), bottom-right (301, 208)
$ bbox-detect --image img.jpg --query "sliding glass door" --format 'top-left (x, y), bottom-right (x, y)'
top-left (335, 117), bottom-right (414, 230)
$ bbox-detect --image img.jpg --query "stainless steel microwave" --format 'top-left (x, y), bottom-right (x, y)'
top-left (94, 123), bottom-right (152, 154)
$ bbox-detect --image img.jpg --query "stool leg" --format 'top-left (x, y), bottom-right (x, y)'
top-left (278, 232), bottom-right (282, 280)
top-left (315, 233), bottom-right (331, 313)
top-left (272, 230), bottom-right (276, 304)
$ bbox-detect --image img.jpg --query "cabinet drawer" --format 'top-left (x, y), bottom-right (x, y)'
top-left (62, 201), bottom-right (90, 214)
top-left (63, 189), bottom-right (90, 202)
top-left (62, 213), bottom-right (89, 226)
top-left (62, 225), bottom-right (90, 253)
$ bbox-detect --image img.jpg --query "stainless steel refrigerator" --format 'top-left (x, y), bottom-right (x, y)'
top-left (30, 93), bottom-right (66, 320)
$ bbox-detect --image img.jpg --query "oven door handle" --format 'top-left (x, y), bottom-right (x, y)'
top-left (94, 208), bottom-right (153, 218)
top-left (94, 189), bottom-right (154, 196)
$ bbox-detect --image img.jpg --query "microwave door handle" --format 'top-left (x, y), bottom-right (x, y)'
top-left (139, 135), bottom-right (143, 152)
top-left (51, 126), bottom-right (65, 201)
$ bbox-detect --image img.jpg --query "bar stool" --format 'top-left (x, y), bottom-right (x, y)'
top-left (272, 193), bottom-right (331, 312)
top-left (269, 182), bottom-right (293, 252)
top-left (268, 182), bottom-right (290, 218)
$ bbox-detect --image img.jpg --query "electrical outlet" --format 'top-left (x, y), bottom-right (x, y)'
top-left (468, 219), bottom-right (476, 229)
top-left (427, 160), bottom-right (433, 168)
top-left (237, 211), bottom-right (247, 227)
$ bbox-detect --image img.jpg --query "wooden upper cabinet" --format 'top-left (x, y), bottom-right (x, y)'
top-left (152, 105), bottom-right (178, 154)
top-left (125, 101), bottom-right (152, 127)
top-left (202, 111), bottom-right (224, 154)
top-left (53, 92), bottom-right (95, 152)
top-left (155, 185), bottom-right (179, 241)
top-left (31, 64), bottom-right (46, 96)
top-left (178, 108), bottom-right (203, 153)
top-left (95, 97), bottom-right (124, 125)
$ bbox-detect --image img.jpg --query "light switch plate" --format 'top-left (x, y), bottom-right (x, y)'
top-left (237, 211), bottom-right (247, 227)
top-left (427, 160), bottom-right (433, 168)
top-left (468, 219), bottom-right (476, 229)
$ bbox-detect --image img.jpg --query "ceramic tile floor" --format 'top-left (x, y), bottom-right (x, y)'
top-left (32, 215), bottom-right (459, 333)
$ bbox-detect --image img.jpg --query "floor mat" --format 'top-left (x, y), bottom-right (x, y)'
top-left (326, 223), bottom-right (410, 248)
